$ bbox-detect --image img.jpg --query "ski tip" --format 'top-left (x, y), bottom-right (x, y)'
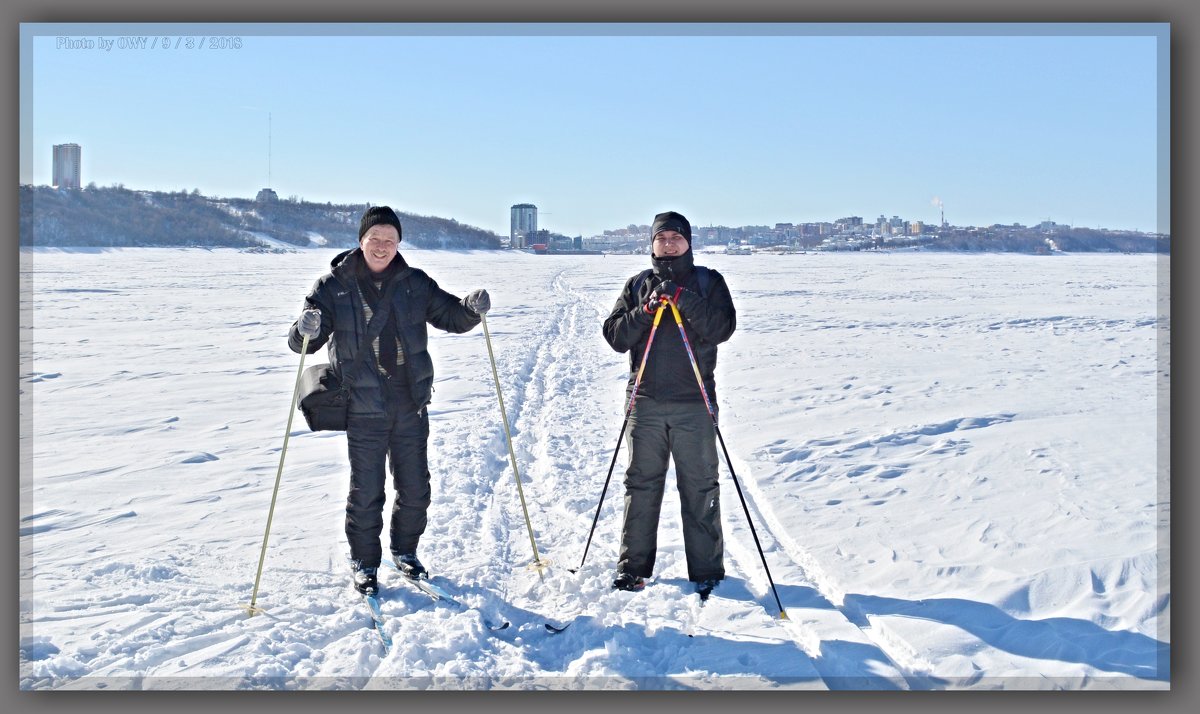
top-left (490, 621), bottom-right (512, 631)
top-left (566, 568), bottom-right (579, 575)
top-left (545, 622), bottom-right (570, 634)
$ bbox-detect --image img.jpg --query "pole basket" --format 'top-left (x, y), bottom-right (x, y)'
top-left (526, 558), bottom-right (553, 573)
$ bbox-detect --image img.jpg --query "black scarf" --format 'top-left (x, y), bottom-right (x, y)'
top-left (356, 252), bottom-right (404, 377)
top-left (651, 247), bottom-right (695, 283)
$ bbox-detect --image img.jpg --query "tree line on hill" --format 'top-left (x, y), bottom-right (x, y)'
top-left (18, 184), bottom-right (503, 250)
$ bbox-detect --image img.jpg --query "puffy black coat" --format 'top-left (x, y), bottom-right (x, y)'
top-left (288, 248), bottom-right (480, 416)
top-left (602, 250), bottom-right (736, 405)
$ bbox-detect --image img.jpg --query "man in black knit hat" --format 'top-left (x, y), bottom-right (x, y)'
top-left (288, 205), bottom-right (491, 597)
top-left (602, 210), bottom-right (737, 599)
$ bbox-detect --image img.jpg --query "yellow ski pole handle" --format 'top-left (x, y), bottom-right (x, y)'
top-left (667, 301), bottom-right (717, 417)
top-left (631, 301), bottom-right (668, 390)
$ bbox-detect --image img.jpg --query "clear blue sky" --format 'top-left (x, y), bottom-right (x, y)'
top-left (21, 23), bottom-right (1167, 235)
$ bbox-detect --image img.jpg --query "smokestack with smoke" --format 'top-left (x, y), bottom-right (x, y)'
top-left (931, 196), bottom-right (945, 227)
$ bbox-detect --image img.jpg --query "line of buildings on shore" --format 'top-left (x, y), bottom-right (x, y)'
top-left (46, 144), bottom-right (1156, 254)
top-left (508, 202), bottom-right (1088, 255)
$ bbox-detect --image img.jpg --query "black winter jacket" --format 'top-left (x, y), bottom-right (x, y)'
top-left (602, 250), bottom-right (736, 405)
top-left (288, 249), bottom-right (481, 416)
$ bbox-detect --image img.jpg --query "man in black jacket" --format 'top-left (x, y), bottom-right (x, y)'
top-left (601, 210), bottom-right (736, 599)
top-left (288, 206), bottom-right (490, 596)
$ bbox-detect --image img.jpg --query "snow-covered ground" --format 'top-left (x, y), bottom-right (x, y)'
top-left (18, 247), bottom-right (1169, 690)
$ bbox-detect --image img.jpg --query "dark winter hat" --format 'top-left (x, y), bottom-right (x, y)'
top-left (359, 206), bottom-right (403, 242)
top-left (651, 211), bottom-right (692, 244)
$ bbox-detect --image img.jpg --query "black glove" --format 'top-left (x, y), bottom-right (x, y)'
top-left (641, 291), bottom-right (667, 315)
top-left (640, 280), bottom-right (682, 315)
top-left (652, 280), bottom-right (683, 305)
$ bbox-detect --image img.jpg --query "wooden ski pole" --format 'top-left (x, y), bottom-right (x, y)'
top-left (480, 312), bottom-right (549, 577)
top-left (246, 333), bottom-right (309, 616)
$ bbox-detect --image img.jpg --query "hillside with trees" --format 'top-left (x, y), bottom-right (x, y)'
top-left (18, 185), bottom-right (503, 250)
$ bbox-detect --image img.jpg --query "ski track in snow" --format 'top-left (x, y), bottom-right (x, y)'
top-left (19, 248), bottom-right (1169, 690)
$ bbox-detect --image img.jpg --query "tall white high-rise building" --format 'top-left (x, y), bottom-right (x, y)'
top-left (510, 203), bottom-right (537, 248)
top-left (53, 143), bottom-right (82, 190)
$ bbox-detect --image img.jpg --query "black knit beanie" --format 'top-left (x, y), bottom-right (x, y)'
top-left (359, 206), bottom-right (403, 242)
top-left (651, 211), bottom-right (692, 244)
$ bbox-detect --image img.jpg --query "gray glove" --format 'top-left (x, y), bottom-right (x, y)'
top-left (464, 288), bottom-right (491, 315)
top-left (297, 308), bottom-right (322, 339)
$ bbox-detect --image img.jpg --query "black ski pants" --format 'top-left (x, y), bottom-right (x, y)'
top-left (618, 397), bottom-right (725, 583)
top-left (344, 390), bottom-right (431, 568)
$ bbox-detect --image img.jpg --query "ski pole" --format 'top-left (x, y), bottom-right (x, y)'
top-left (667, 301), bottom-right (788, 620)
top-left (569, 301), bottom-right (668, 574)
top-left (246, 333), bottom-right (310, 616)
top-left (479, 312), bottom-right (549, 577)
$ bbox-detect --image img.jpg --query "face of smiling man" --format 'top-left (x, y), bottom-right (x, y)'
top-left (652, 229), bottom-right (689, 258)
top-left (360, 224), bottom-right (400, 274)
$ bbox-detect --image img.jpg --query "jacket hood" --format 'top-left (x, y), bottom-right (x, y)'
top-left (330, 248), bottom-right (355, 269)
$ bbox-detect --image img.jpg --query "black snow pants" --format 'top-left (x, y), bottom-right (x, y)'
top-left (617, 397), bottom-right (725, 583)
top-left (343, 384), bottom-right (431, 568)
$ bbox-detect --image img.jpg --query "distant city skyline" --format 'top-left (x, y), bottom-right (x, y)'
top-left (37, 173), bottom-right (1149, 242)
top-left (21, 23), bottom-right (1168, 235)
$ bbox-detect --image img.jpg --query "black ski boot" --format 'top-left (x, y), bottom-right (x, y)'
top-left (694, 578), bottom-right (719, 601)
top-left (393, 552), bottom-right (428, 580)
top-left (350, 560), bottom-right (379, 597)
top-left (612, 572), bottom-right (646, 592)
